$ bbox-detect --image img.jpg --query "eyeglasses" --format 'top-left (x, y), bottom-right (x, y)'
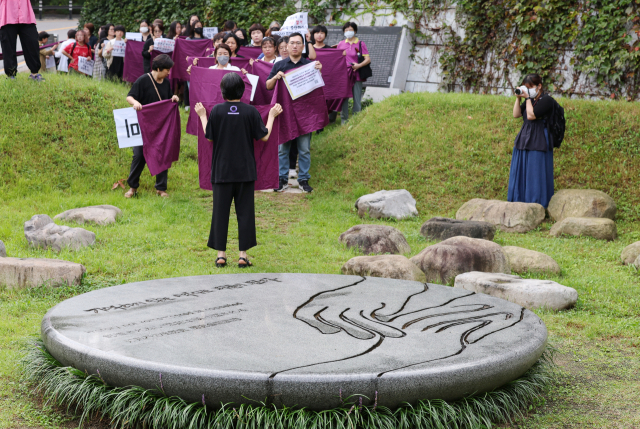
top-left (288, 41), bottom-right (303, 46)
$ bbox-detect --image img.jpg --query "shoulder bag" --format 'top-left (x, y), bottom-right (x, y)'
top-left (356, 41), bottom-right (372, 81)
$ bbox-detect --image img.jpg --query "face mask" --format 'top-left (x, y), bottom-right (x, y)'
top-left (140, 27), bottom-right (149, 33)
top-left (217, 55), bottom-right (229, 66)
top-left (194, 27), bottom-right (203, 35)
top-left (527, 88), bottom-right (538, 99)
top-left (344, 31), bottom-right (355, 39)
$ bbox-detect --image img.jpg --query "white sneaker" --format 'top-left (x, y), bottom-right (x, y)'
top-left (289, 169), bottom-right (298, 179)
top-left (185, 106), bottom-right (190, 112)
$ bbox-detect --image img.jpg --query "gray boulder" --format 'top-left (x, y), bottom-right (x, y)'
top-left (55, 205), bottom-right (122, 226)
top-left (621, 241), bottom-right (640, 265)
top-left (503, 246), bottom-right (560, 275)
top-left (410, 236), bottom-right (510, 285)
top-left (634, 254), bottom-right (640, 269)
top-left (456, 199), bottom-right (545, 233)
top-left (24, 215), bottom-right (96, 252)
top-left (549, 217), bottom-right (617, 241)
top-left (339, 225), bottom-right (410, 255)
top-left (355, 190), bottom-right (418, 220)
top-left (547, 189), bottom-right (616, 222)
top-left (420, 217), bottom-right (495, 242)
top-left (454, 272), bottom-right (578, 311)
top-left (342, 255), bottom-right (426, 281)
top-left (0, 240), bottom-right (5, 257)
top-left (0, 257), bottom-right (85, 288)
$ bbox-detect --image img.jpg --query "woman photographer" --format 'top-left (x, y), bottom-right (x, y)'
top-left (508, 73), bottom-right (555, 208)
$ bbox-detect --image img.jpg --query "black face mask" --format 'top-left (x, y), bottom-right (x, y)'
top-left (194, 27), bottom-right (203, 35)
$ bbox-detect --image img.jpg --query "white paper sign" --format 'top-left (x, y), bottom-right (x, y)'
top-left (45, 55), bottom-right (56, 69)
top-left (126, 32), bottom-right (143, 41)
top-left (154, 38), bottom-right (175, 53)
top-left (113, 108), bottom-right (143, 148)
top-left (78, 56), bottom-right (94, 76)
top-left (112, 40), bottom-right (126, 57)
top-left (272, 12), bottom-right (308, 53)
top-left (282, 62), bottom-right (324, 100)
top-left (203, 27), bottom-right (218, 39)
top-left (246, 73), bottom-right (259, 102)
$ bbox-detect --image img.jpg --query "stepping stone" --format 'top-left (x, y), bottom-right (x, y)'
top-left (0, 240), bottom-right (6, 257)
top-left (503, 246), bottom-right (560, 275)
top-left (620, 241), bottom-right (640, 265)
top-left (454, 272), bottom-right (578, 311)
top-left (0, 257), bottom-right (85, 288)
top-left (24, 214), bottom-right (96, 252)
top-left (410, 236), bottom-right (510, 285)
top-left (456, 199), bottom-right (545, 233)
top-left (550, 217), bottom-right (617, 241)
top-left (420, 217), bottom-right (495, 242)
top-left (55, 205), bottom-right (122, 226)
top-left (341, 255), bottom-right (426, 281)
top-left (355, 190), bottom-right (418, 220)
top-left (339, 224), bottom-right (410, 255)
top-left (288, 178), bottom-right (299, 188)
top-left (547, 189), bottom-right (616, 222)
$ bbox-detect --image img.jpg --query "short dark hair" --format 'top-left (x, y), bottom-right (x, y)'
top-left (153, 18), bottom-right (164, 26)
top-left (234, 28), bottom-right (248, 46)
top-left (84, 22), bottom-right (95, 35)
top-left (277, 36), bottom-right (289, 48)
top-left (67, 29), bottom-right (77, 38)
top-left (311, 25), bottom-right (327, 39)
top-left (98, 29), bottom-right (108, 40)
top-left (152, 23), bottom-right (164, 34)
top-left (38, 31), bottom-right (50, 41)
top-left (214, 43), bottom-right (231, 57)
top-left (261, 37), bottom-right (275, 48)
top-left (522, 73), bottom-right (543, 88)
top-left (220, 72), bottom-right (245, 100)
top-left (288, 32), bottom-right (304, 44)
top-left (248, 23), bottom-right (266, 37)
top-left (222, 33), bottom-right (241, 53)
top-left (213, 32), bottom-right (225, 42)
top-left (114, 25), bottom-right (126, 33)
top-left (342, 22), bottom-right (358, 33)
top-left (140, 19), bottom-right (151, 26)
top-left (223, 20), bottom-right (236, 31)
top-left (152, 54), bottom-right (174, 71)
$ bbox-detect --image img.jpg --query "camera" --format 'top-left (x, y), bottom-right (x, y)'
top-left (514, 85), bottom-right (536, 98)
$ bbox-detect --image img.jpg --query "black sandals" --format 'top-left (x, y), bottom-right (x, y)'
top-left (238, 257), bottom-right (252, 268)
top-left (216, 257), bottom-right (227, 268)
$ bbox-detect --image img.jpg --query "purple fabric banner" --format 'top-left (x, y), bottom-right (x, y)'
top-left (230, 57), bottom-right (251, 71)
top-left (237, 46), bottom-right (262, 59)
top-left (123, 40), bottom-right (169, 83)
top-left (170, 38), bottom-right (214, 81)
top-left (192, 57), bottom-right (250, 72)
top-left (271, 80), bottom-right (329, 143)
top-left (137, 100), bottom-right (181, 176)
top-left (196, 103), bottom-right (279, 191)
top-left (250, 60), bottom-right (275, 106)
top-left (314, 49), bottom-right (354, 111)
top-left (187, 67), bottom-right (252, 135)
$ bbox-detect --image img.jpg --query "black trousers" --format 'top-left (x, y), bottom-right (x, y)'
top-left (208, 182), bottom-right (256, 252)
top-left (288, 139), bottom-right (298, 170)
top-left (127, 146), bottom-right (168, 191)
top-left (0, 24), bottom-right (40, 76)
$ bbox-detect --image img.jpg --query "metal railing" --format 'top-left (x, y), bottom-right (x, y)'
top-left (33, 1), bottom-right (82, 20)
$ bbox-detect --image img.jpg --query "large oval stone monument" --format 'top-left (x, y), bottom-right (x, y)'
top-left (42, 274), bottom-right (547, 410)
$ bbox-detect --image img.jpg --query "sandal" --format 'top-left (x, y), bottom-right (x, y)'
top-left (238, 257), bottom-right (252, 268)
top-left (124, 188), bottom-right (137, 198)
top-left (216, 257), bottom-right (227, 268)
top-left (156, 190), bottom-right (169, 197)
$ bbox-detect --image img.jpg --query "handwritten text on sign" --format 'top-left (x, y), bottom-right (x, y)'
top-left (125, 32), bottom-right (143, 42)
top-left (203, 27), bottom-right (218, 39)
top-left (154, 38), bottom-right (175, 53)
top-left (78, 57), bottom-right (94, 76)
top-left (282, 62), bottom-right (325, 100)
top-left (113, 108), bottom-right (143, 148)
top-left (112, 40), bottom-right (126, 57)
top-left (272, 12), bottom-right (308, 53)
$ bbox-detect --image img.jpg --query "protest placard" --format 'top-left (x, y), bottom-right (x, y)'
top-left (282, 62), bottom-right (324, 100)
top-left (113, 108), bottom-right (143, 148)
top-left (125, 32), bottom-right (143, 41)
top-left (112, 40), bottom-right (126, 57)
top-left (203, 27), bottom-right (218, 39)
top-left (272, 12), bottom-right (308, 52)
top-left (45, 55), bottom-right (55, 69)
top-left (78, 57), bottom-right (94, 76)
top-left (154, 38), bottom-right (175, 53)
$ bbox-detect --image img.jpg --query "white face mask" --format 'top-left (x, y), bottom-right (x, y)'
top-left (344, 31), bottom-right (355, 39)
top-left (140, 26), bottom-right (149, 33)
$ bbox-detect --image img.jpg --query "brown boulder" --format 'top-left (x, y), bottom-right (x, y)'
top-left (339, 225), bottom-right (410, 255)
top-left (341, 255), bottom-right (426, 281)
top-left (547, 189), bottom-right (616, 222)
top-left (549, 217), bottom-right (617, 241)
top-left (456, 199), bottom-right (545, 233)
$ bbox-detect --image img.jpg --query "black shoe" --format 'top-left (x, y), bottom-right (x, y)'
top-left (298, 180), bottom-right (313, 193)
top-left (276, 178), bottom-right (289, 192)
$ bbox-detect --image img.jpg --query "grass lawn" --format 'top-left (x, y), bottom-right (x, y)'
top-left (0, 74), bottom-right (639, 428)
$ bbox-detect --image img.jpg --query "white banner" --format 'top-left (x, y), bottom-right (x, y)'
top-left (45, 55), bottom-right (56, 69)
top-left (112, 40), bottom-right (126, 57)
top-left (126, 32), bottom-right (143, 41)
top-left (282, 61), bottom-right (324, 100)
top-left (246, 73), bottom-right (259, 102)
top-left (78, 56), bottom-right (94, 76)
top-left (203, 27), bottom-right (218, 39)
top-left (113, 108), bottom-right (143, 148)
top-left (154, 38), bottom-right (175, 53)
top-left (272, 12), bottom-right (308, 53)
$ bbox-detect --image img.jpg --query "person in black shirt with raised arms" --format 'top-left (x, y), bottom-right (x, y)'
top-left (194, 73), bottom-right (282, 268)
top-left (124, 54), bottom-right (180, 198)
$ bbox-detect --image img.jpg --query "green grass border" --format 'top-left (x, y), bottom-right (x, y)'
top-left (21, 341), bottom-right (556, 429)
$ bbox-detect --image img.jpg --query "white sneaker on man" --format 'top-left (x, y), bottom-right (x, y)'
top-left (289, 169), bottom-right (298, 179)
top-left (185, 106), bottom-right (190, 112)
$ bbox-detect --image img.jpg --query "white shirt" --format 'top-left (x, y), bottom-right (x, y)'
top-left (209, 63), bottom-right (240, 71)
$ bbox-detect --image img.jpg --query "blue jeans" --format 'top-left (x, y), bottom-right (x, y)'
top-left (280, 133), bottom-right (311, 181)
top-left (341, 80), bottom-right (364, 123)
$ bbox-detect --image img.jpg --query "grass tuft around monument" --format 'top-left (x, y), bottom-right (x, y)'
top-left (22, 340), bottom-right (556, 429)
top-left (1, 74), bottom-right (639, 428)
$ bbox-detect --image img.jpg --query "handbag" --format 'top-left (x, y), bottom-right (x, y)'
top-left (356, 41), bottom-right (372, 81)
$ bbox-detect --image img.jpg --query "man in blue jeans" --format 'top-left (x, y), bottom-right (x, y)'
top-left (266, 32), bottom-right (322, 194)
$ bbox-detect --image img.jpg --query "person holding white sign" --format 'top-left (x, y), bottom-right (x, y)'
top-left (142, 23), bottom-right (164, 73)
top-left (267, 32), bottom-right (322, 193)
top-left (103, 25), bottom-right (127, 81)
top-left (62, 30), bottom-right (92, 76)
top-left (38, 32), bottom-right (58, 73)
top-left (124, 55), bottom-right (180, 198)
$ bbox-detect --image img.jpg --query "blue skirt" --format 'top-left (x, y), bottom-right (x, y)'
top-left (507, 128), bottom-right (554, 208)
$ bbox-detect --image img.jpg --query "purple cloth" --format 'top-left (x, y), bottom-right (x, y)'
top-left (314, 49), bottom-right (353, 100)
top-left (187, 67), bottom-right (252, 136)
top-left (237, 46), bottom-right (262, 59)
top-left (0, 41), bottom-right (55, 61)
top-left (250, 60), bottom-right (275, 106)
top-left (170, 38), bottom-right (213, 81)
top-left (230, 57), bottom-right (250, 71)
top-left (271, 80), bottom-right (329, 143)
top-left (191, 57), bottom-right (249, 72)
top-left (196, 103), bottom-right (279, 191)
top-left (123, 40), bottom-right (169, 83)
top-left (137, 100), bottom-right (181, 176)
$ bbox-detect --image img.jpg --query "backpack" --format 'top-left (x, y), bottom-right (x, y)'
top-left (546, 97), bottom-right (565, 148)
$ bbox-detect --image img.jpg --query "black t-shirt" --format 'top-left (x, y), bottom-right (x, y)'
top-left (520, 94), bottom-right (554, 118)
top-left (128, 74), bottom-right (172, 105)
top-left (267, 56), bottom-right (312, 80)
top-left (205, 102), bottom-right (268, 183)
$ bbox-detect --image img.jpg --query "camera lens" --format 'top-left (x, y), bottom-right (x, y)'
top-left (515, 88), bottom-right (522, 95)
